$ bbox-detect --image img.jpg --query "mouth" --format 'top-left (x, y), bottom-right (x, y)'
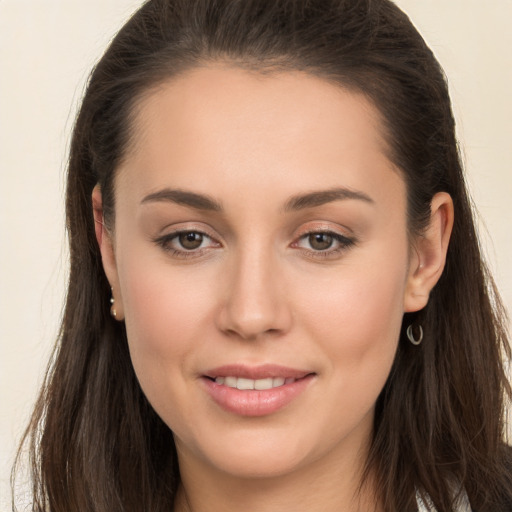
top-left (209, 376), bottom-right (299, 390)
top-left (201, 364), bottom-right (316, 416)
top-left (203, 364), bottom-right (313, 389)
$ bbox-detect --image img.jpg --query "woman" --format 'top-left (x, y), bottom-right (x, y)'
top-left (14, 0), bottom-right (512, 511)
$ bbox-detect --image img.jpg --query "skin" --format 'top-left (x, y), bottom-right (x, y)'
top-left (93, 66), bottom-right (453, 512)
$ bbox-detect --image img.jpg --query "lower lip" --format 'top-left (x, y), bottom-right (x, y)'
top-left (202, 375), bottom-right (315, 417)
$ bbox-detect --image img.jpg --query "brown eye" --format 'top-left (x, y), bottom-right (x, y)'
top-left (293, 229), bottom-right (355, 258)
top-left (178, 232), bottom-right (204, 250)
top-left (308, 233), bottom-right (333, 250)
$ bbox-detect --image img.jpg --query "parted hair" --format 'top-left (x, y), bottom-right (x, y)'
top-left (14, 1), bottom-right (512, 511)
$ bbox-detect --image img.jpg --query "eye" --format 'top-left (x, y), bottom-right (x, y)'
top-left (292, 229), bottom-right (355, 258)
top-left (178, 231), bottom-right (205, 250)
top-left (154, 229), bottom-right (221, 258)
top-left (306, 232), bottom-right (335, 251)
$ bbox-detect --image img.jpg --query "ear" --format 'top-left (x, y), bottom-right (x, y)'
top-left (404, 192), bottom-right (454, 312)
top-left (92, 185), bottom-right (124, 320)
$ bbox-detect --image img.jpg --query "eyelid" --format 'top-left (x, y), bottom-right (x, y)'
top-left (293, 221), bottom-right (354, 239)
top-left (152, 223), bottom-right (223, 258)
top-left (290, 222), bottom-right (357, 258)
top-left (154, 221), bottom-right (223, 242)
top-left (292, 230), bottom-right (354, 248)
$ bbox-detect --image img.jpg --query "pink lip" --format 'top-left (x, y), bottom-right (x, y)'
top-left (204, 364), bottom-right (311, 380)
top-left (202, 364), bottom-right (315, 417)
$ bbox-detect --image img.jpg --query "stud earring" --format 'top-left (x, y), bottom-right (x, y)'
top-left (406, 324), bottom-right (423, 346)
top-left (110, 287), bottom-right (117, 318)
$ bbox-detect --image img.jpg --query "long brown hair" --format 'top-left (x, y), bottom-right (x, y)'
top-left (13, 1), bottom-right (512, 510)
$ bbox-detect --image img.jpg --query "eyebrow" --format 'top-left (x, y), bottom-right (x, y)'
top-left (140, 186), bottom-right (374, 212)
top-left (141, 188), bottom-right (222, 211)
top-left (283, 187), bottom-right (374, 212)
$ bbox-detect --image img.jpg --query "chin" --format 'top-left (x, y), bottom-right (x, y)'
top-left (177, 424), bottom-right (313, 479)
top-left (211, 449), bottom-right (307, 480)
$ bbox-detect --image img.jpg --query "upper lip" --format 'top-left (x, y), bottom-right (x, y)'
top-left (204, 364), bottom-right (313, 380)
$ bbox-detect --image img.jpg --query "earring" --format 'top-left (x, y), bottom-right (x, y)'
top-left (110, 287), bottom-right (117, 318)
top-left (406, 324), bottom-right (423, 345)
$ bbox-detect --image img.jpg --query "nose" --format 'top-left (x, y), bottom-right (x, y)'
top-left (216, 247), bottom-right (292, 341)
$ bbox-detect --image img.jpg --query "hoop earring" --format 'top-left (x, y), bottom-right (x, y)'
top-left (110, 287), bottom-right (117, 318)
top-left (406, 324), bottom-right (423, 345)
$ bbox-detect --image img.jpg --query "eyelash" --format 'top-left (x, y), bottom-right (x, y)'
top-left (153, 228), bottom-right (356, 260)
top-left (291, 230), bottom-right (356, 259)
top-left (153, 229), bottom-right (220, 259)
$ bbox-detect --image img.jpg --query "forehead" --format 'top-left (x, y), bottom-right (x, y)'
top-left (128, 65), bottom-right (389, 156)
top-left (117, 65), bottom-right (403, 209)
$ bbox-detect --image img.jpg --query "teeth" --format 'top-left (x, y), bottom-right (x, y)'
top-left (236, 377), bottom-right (254, 390)
top-left (214, 376), bottom-right (296, 390)
top-left (224, 376), bottom-right (237, 387)
top-left (255, 377), bottom-right (273, 390)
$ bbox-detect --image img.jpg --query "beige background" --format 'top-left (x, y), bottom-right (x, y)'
top-left (1, 1), bottom-right (511, 508)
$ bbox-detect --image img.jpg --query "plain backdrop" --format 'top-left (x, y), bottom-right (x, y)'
top-left (1, 1), bottom-right (511, 508)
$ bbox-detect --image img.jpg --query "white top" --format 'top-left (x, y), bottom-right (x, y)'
top-left (416, 489), bottom-right (471, 511)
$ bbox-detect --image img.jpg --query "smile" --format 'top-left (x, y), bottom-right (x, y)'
top-left (202, 365), bottom-right (315, 416)
top-left (214, 376), bottom-right (296, 390)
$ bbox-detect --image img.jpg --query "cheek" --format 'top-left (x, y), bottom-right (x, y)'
top-left (295, 247), bottom-right (408, 385)
top-left (117, 248), bottom-right (217, 386)
top-left (116, 256), bottom-right (221, 434)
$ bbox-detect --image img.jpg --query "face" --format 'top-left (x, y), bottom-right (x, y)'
top-left (98, 66), bottom-right (435, 480)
